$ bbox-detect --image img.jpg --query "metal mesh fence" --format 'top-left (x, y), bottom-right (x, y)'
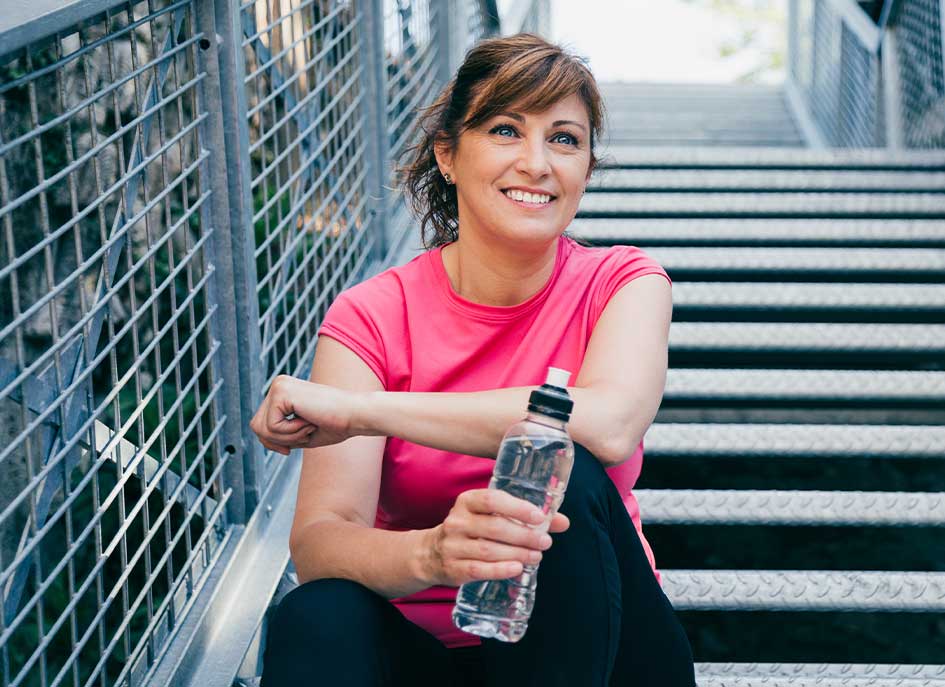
top-left (791, 0), bottom-right (886, 147)
top-left (789, 0), bottom-right (945, 148)
top-left (382, 0), bottom-right (440, 256)
top-left (239, 0), bottom-right (376, 485)
top-left (0, 1), bottom-right (230, 685)
top-left (889, 0), bottom-right (945, 147)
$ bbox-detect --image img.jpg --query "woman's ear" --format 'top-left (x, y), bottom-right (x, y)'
top-left (433, 137), bottom-right (454, 179)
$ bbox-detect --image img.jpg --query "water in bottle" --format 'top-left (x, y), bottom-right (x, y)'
top-left (452, 367), bottom-right (575, 642)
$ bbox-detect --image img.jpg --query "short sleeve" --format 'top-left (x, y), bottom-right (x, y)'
top-left (589, 245), bottom-right (672, 327)
top-left (316, 289), bottom-right (389, 390)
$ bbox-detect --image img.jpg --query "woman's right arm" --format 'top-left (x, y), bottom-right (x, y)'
top-left (288, 335), bottom-right (432, 599)
top-left (285, 336), bottom-right (566, 600)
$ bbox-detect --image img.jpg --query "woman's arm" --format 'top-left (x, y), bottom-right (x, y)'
top-left (352, 274), bottom-right (672, 467)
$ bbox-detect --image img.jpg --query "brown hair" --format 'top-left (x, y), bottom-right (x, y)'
top-left (397, 33), bottom-right (605, 249)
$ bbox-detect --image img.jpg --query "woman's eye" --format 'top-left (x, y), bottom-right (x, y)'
top-left (491, 125), bottom-right (518, 137)
top-left (552, 132), bottom-right (579, 146)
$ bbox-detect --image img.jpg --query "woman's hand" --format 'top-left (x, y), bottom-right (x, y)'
top-left (419, 488), bottom-right (571, 587)
top-left (249, 375), bottom-right (364, 455)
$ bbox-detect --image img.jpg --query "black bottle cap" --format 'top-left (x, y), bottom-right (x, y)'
top-left (527, 367), bottom-right (573, 422)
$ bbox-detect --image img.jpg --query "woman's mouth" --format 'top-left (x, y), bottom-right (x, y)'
top-left (502, 188), bottom-right (555, 208)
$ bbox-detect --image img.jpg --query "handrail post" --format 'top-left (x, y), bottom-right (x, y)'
top-left (358, 0), bottom-right (391, 267)
top-left (209, 0), bottom-right (267, 516)
top-left (192, 0), bottom-right (248, 525)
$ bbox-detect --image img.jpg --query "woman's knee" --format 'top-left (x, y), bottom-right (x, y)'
top-left (558, 442), bottom-right (613, 520)
top-left (266, 577), bottom-right (387, 648)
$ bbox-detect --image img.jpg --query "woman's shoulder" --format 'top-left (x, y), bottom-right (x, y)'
top-left (337, 249), bottom-right (431, 305)
top-left (563, 237), bottom-right (668, 279)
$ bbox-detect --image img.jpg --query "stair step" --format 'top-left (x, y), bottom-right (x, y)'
top-left (645, 247), bottom-right (945, 281)
top-left (590, 169), bottom-right (945, 192)
top-left (662, 570), bottom-right (945, 611)
top-left (595, 145), bottom-right (945, 170)
top-left (568, 218), bottom-right (945, 247)
top-left (646, 423), bottom-right (945, 459)
top-left (694, 663), bottom-right (945, 687)
top-left (663, 369), bottom-right (945, 403)
top-left (671, 282), bottom-right (945, 312)
top-left (668, 322), bottom-right (945, 355)
top-left (636, 489), bottom-right (945, 526)
top-left (578, 192), bottom-right (945, 218)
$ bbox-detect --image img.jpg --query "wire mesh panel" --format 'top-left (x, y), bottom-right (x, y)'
top-left (889, 0), bottom-right (945, 147)
top-left (789, 0), bottom-right (945, 149)
top-left (799, 0), bottom-right (886, 147)
top-left (382, 0), bottom-right (441, 253)
top-left (0, 2), bottom-right (232, 686)
top-left (838, 21), bottom-right (885, 146)
top-left (239, 0), bottom-right (375, 484)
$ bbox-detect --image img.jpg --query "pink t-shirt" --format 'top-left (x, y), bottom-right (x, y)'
top-left (315, 235), bottom-right (671, 647)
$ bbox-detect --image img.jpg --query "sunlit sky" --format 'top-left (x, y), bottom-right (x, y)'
top-left (546, 0), bottom-right (786, 84)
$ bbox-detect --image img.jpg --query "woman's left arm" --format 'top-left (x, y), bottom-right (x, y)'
top-left (351, 274), bottom-right (672, 467)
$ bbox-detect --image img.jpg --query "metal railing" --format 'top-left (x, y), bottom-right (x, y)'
top-left (0, 1), bottom-right (547, 685)
top-left (787, 0), bottom-right (945, 147)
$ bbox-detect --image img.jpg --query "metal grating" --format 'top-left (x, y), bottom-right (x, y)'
top-left (0, 2), bottom-right (231, 686)
top-left (890, 0), bottom-right (945, 147)
top-left (239, 0), bottom-right (376, 484)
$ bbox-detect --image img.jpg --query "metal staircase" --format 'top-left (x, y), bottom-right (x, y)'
top-left (569, 82), bottom-right (945, 685)
top-left (599, 83), bottom-right (805, 148)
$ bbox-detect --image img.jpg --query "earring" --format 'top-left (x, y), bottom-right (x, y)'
top-left (443, 172), bottom-right (453, 185)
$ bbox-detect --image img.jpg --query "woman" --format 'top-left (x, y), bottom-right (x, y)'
top-left (251, 33), bottom-right (695, 687)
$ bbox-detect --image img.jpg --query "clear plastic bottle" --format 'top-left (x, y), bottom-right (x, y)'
top-left (451, 367), bottom-right (575, 642)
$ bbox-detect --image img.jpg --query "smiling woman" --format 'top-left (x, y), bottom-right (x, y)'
top-left (253, 33), bottom-right (695, 687)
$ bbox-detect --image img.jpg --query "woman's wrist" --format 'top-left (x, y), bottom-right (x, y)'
top-left (407, 527), bottom-right (440, 588)
top-left (349, 389), bottom-right (383, 437)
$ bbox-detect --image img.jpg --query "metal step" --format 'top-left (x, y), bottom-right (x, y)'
top-left (605, 138), bottom-right (806, 148)
top-left (668, 322), bottom-right (945, 355)
top-left (663, 368), bottom-right (945, 404)
top-left (646, 247), bottom-right (945, 280)
top-left (635, 489), bottom-right (945, 525)
top-left (578, 192), bottom-right (945, 218)
top-left (567, 218), bottom-right (945, 247)
top-left (663, 569), bottom-right (945, 611)
top-left (590, 169), bottom-right (945, 192)
top-left (670, 282), bottom-right (945, 313)
top-left (595, 145), bottom-right (945, 170)
top-left (694, 663), bottom-right (945, 687)
top-left (604, 114), bottom-right (799, 128)
top-left (645, 423), bottom-right (945, 459)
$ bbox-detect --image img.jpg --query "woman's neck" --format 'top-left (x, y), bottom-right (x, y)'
top-left (441, 235), bottom-right (560, 307)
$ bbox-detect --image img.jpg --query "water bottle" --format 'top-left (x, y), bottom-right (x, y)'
top-left (452, 366), bottom-right (575, 642)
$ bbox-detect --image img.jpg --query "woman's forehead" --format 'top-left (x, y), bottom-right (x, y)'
top-left (489, 94), bottom-right (591, 123)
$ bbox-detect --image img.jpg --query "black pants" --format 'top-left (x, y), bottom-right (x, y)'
top-left (261, 443), bottom-right (696, 686)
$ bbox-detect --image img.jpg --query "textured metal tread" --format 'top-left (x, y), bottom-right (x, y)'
top-left (635, 489), bottom-right (945, 526)
top-left (695, 666), bottom-right (945, 686)
top-left (664, 369), bottom-right (945, 402)
top-left (671, 282), bottom-right (945, 310)
top-left (569, 218), bottom-right (945, 245)
top-left (662, 570), bottom-right (945, 611)
top-left (591, 169), bottom-right (945, 191)
top-left (669, 322), bottom-right (945, 353)
top-left (595, 145), bottom-right (945, 169)
top-left (695, 663), bottom-right (945, 680)
top-left (648, 246), bottom-right (945, 274)
top-left (578, 192), bottom-right (945, 216)
top-left (646, 423), bottom-right (945, 458)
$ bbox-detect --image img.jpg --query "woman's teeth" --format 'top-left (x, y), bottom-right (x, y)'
top-left (504, 189), bottom-right (552, 205)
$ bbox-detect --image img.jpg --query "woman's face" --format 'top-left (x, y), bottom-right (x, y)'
top-left (437, 92), bottom-right (592, 251)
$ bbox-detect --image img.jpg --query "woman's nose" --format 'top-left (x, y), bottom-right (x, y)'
top-left (515, 138), bottom-right (552, 177)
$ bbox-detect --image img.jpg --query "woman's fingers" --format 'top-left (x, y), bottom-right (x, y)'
top-left (549, 511), bottom-right (570, 533)
top-left (463, 488), bottom-right (545, 525)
